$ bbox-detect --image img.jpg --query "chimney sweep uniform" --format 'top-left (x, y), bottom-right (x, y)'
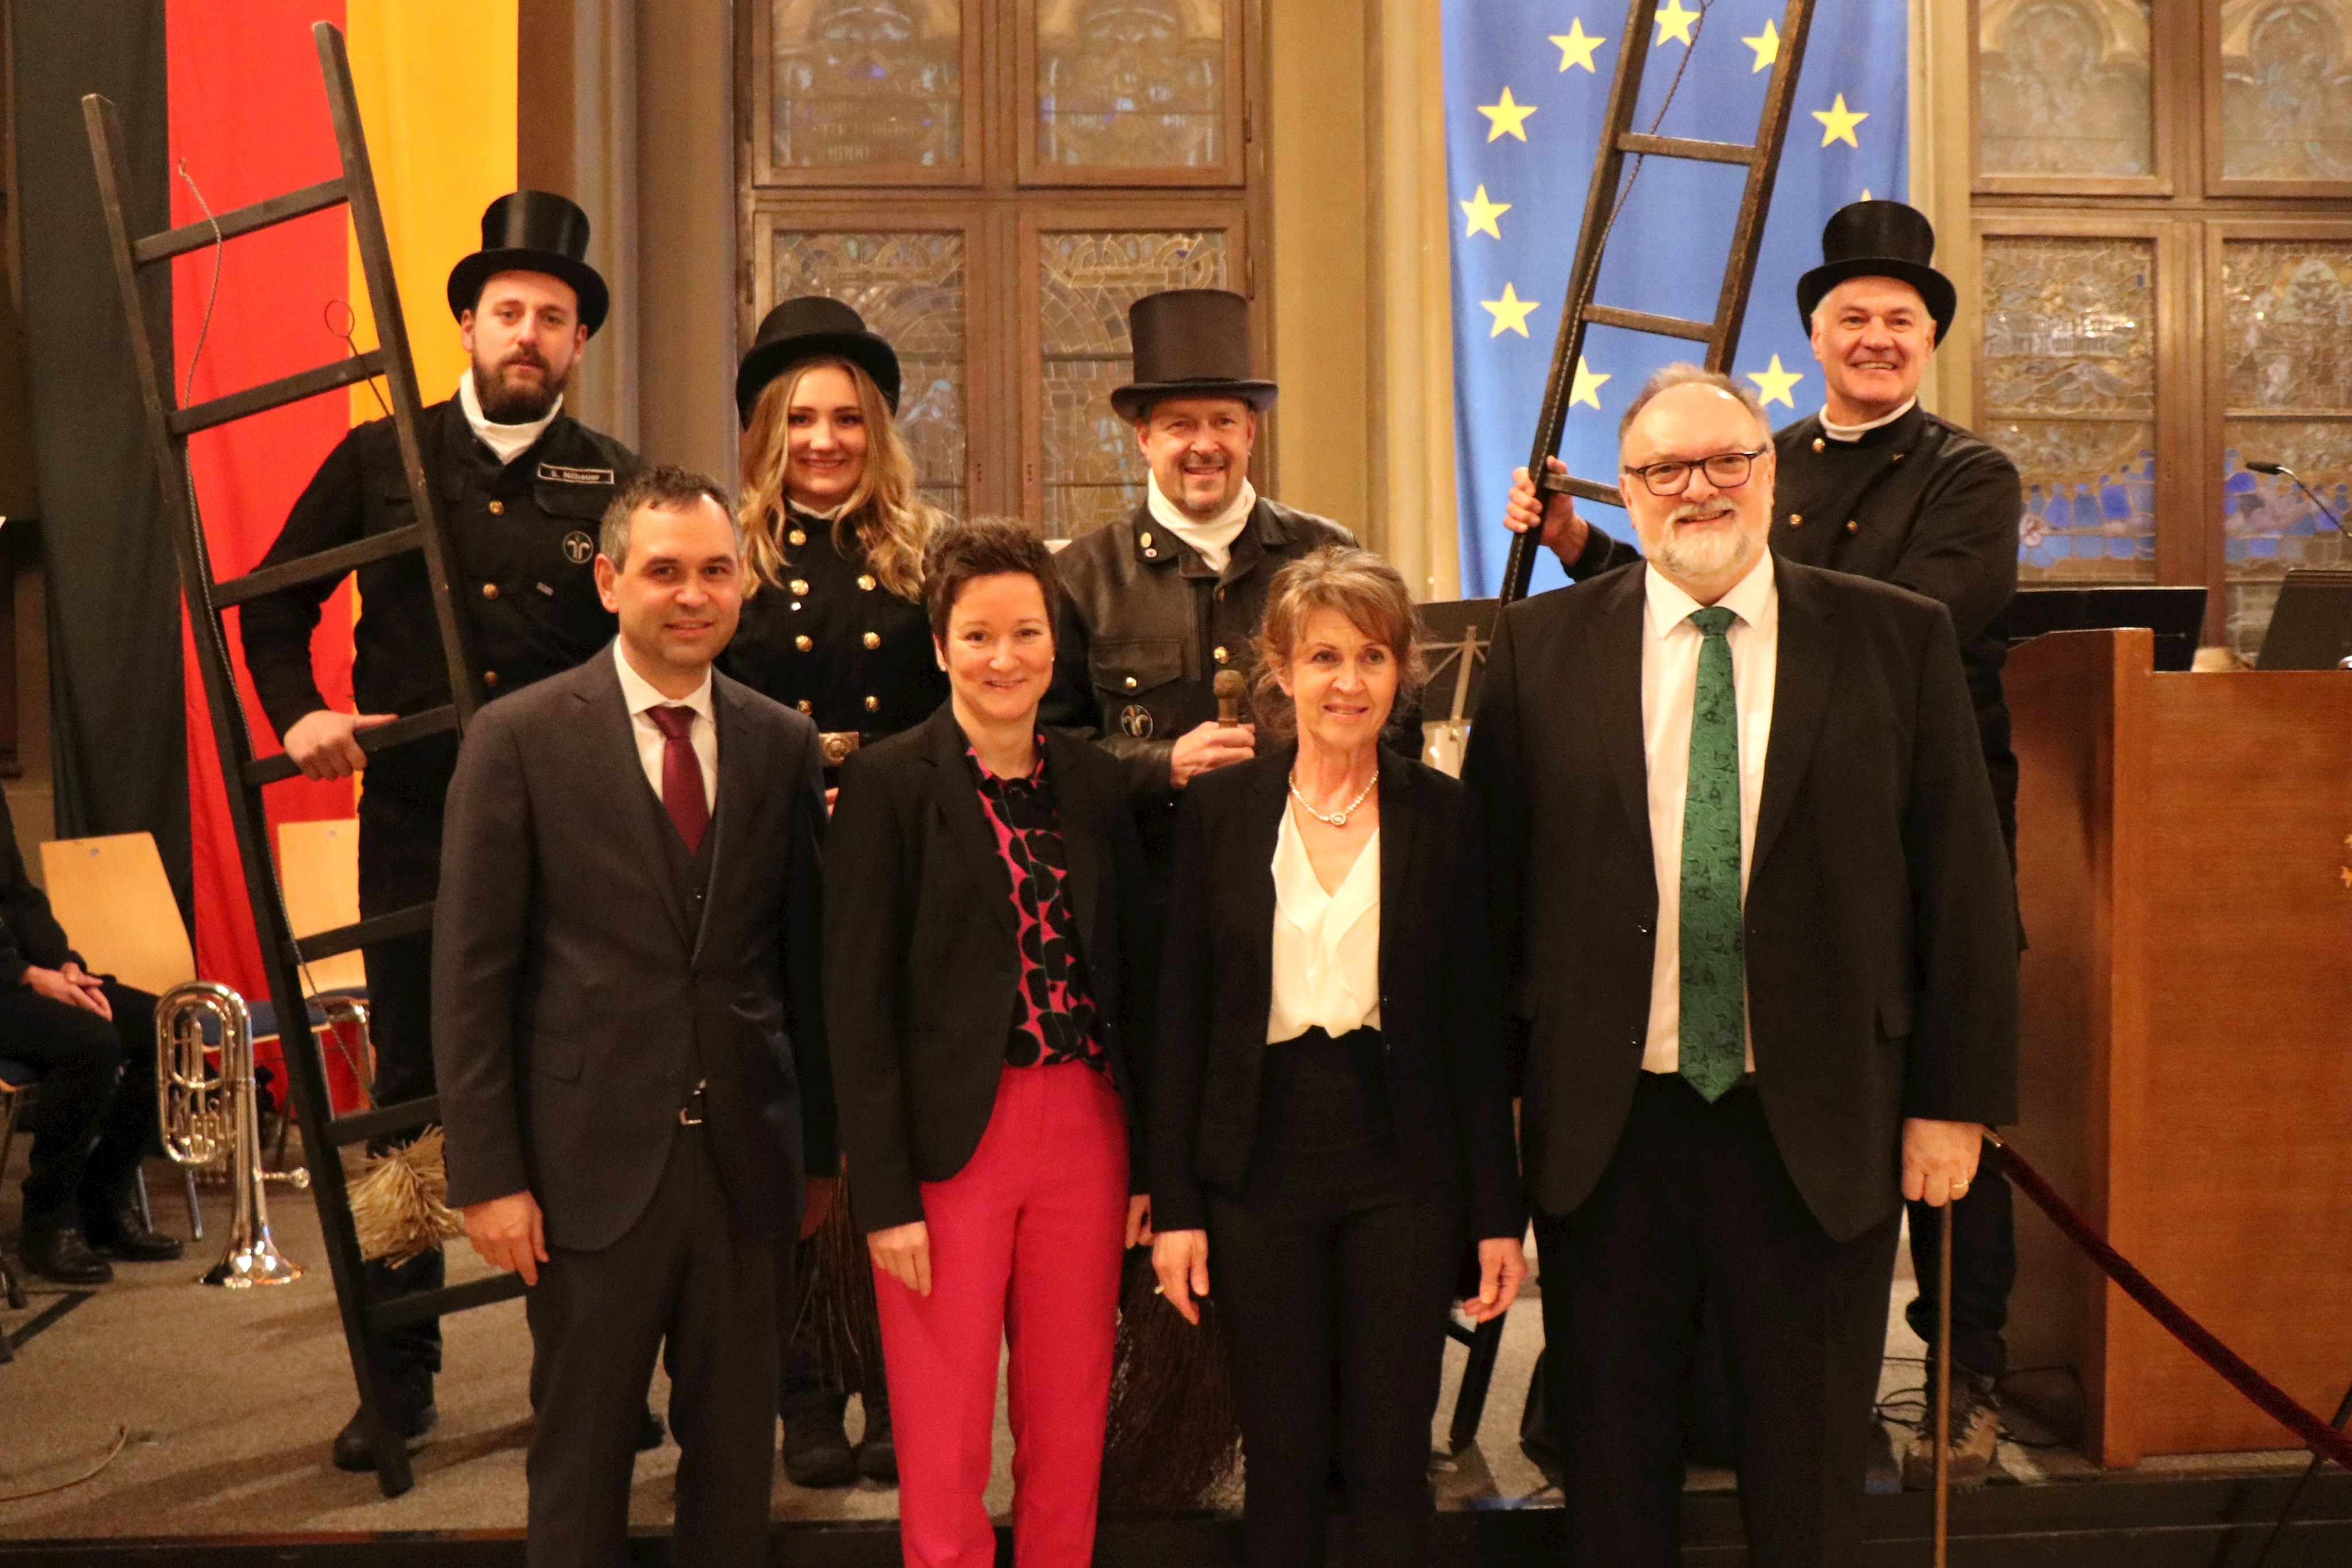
top-left (238, 190), bottom-right (637, 1470)
top-left (1042, 289), bottom-right (1352, 823)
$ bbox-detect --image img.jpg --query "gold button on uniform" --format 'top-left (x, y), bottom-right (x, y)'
top-left (788, 529), bottom-right (807, 547)
top-left (796, 700), bottom-right (813, 715)
top-left (795, 635), bottom-right (813, 652)
top-left (483, 671), bottom-right (500, 688)
top-left (857, 574), bottom-right (877, 592)
top-left (488, 500), bottom-right (505, 515)
top-left (1811, 438), bottom-right (1825, 453)
top-left (481, 583), bottom-right (500, 599)
top-left (1140, 531), bottom-right (1154, 548)
top-left (1788, 513), bottom-right (1802, 528)
top-left (864, 695), bottom-right (879, 713)
top-left (1213, 645), bottom-right (1229, 664)
top-left (862, 632), bottom-right (881, 649)
top-left (1124, 676), bottom-right (1139, 690)
top-left (790, 579), bottom-right (809, 595)
top-left (1846, 520), bottom-right (1860, 533)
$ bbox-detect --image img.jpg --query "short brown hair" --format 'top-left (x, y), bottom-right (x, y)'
top-left (1251, 546), bottom-right (1426, 734)
top-left (599, 464), bottom-right (737, 570)
top-left (1615, 362), bottom-right (1770, 447)
top-left (921, 516), bottom-right (1064, 644)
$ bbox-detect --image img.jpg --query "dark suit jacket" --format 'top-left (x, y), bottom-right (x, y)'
top-left (0, 791), bottom-right (78, 988)
top-left (432, 649), bottom-right (833, 1253)
top-left (824, 704), bottom-right (1159, 1234)
top-left (1464, 560), bottom-right (2018, 1244)
top-left (1149, 745), bottom-right (1522, 1242)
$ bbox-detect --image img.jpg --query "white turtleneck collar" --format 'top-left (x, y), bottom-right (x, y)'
top-left (457, 370), bottom-right (562, 466)
top-left (1145, 475), bottom-right (1258, 574)
top-left (1819, 396), bottom-right (1916, 444)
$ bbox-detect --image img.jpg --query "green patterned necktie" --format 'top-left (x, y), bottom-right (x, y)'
top-left (1678, 605), bottom-right (1745, 1102)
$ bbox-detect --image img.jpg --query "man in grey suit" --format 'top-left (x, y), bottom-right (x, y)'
top-left (434, 464), bottom-right (831, 1567)
top-left (1465, 366), bottom-right (2016, 1568)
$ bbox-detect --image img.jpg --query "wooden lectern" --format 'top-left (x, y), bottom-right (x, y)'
top-left (2006, 628), bottom-right (2352, 1465)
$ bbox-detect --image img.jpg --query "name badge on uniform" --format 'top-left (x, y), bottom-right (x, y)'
top-left (536, 462), bottom-right (614, 485)
top-left (561, 531), bottom-right (596, 564)
top-left (1118, 704), bottom-right (1154, 739)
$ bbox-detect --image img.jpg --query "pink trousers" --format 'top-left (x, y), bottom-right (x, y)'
top-left (876, 1062), bottom-right (1130, 1568)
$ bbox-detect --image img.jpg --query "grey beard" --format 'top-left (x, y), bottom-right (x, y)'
top-left (1652, 510), bottom-right (1763, 586)
top-left (473, 360), bottom-right (564, 423)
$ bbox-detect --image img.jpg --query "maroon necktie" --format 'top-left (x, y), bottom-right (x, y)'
top-left (647, 705), bottom-right (708, 853)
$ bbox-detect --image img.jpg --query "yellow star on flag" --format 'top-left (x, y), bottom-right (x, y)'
top-left (1550, 18), bottom-right (1607, 72)
top-left (1746, 354), bottom-right (1804, 409)
top-left (1813, 94), bottom-right (1869, 149)
top-left (1860, 187), bottom-right (1873, 201)
top-left (1483, 282), bottom-right (1542, 338)
top-left (1653, 0), bottom-right (1700, 47)
top-left (1479, 87), bottom-right (1538, 143)
top-left (1742, 18), bottom-right (1780, 72)
top-left (1569, 355), bottom-right (1611, 408)
top-left (1460, 184), bottom-right (1511, 240)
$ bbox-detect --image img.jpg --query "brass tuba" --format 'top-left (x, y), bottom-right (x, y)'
top-left (156, 980), bottom-right (308, 1287)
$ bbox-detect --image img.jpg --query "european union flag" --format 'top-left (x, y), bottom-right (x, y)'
top-left (1444, 0), bottom-right (1909, 595)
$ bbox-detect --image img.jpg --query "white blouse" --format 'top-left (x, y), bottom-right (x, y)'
top-left (1266, 806), bottom-right (1382, 1043)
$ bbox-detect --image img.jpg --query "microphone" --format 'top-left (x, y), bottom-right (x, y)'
top-left (2244, 461), bottom-right (2350, 537)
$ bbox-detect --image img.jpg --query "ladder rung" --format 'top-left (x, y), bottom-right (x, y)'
top-left (133, 177), bottom-right (349, 265)
top-left (369, 1272), bottom-right (527, 1330)
top-left (327, 1095), bottom-right (441, 1149)
top-left (243, 706), bottom-right (459, 788)
top-left (170, 350), bottom-right (385, 436)
top-left (1618, 132), bottom-right (1757, 167)
top-left (292, 901), bottom-right (435, 963)
top-left (215, 525), bottom-right (423, 607)
top-left (1536, 470), bottom-right (1628, 510)
top-left (1581, 304), bottom-right (1716, 343)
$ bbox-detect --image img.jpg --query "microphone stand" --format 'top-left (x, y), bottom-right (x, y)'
top-left (2244, 462), bottom-right (2351, 539)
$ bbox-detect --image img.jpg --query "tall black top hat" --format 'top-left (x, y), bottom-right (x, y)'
top-left (445, 191), bottom-right (610, 335)
top-left (735, 297), bottom-right (903, 428)
top-left (1109, 289), bottom-right (1278, 424)
top-left (1796, 200), bottom-right (1956, 342)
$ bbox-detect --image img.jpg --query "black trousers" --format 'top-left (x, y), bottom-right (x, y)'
top-left (2, 981), bottom-right (159, 1228)
top-left (358, 789), bottom-right (445, 1386)
top-left (1533, 1075), bottom-right (1898, 1568)
top-left (1206, 1027), bottom-right (1463, 1568)
top-left (1904, 1146), bottom-right (2014, 1380)
top-left (525, 1125), bottom-right (782, 1568)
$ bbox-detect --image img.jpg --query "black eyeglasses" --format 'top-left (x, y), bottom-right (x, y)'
top-left (1620, 447), bottom-right (1768, 497)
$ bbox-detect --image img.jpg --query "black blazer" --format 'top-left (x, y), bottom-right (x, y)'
top-left (432, 650), bottom-right (833, 1253)
top-left (0, 789), bottom-right (77, 988)
top-left (1464, 560), bottom-right (2018, 1245)
top-left (824, 704), bottom-right (1159, 1234)
top-left (1149, 744), bottom-right (1522, 1242)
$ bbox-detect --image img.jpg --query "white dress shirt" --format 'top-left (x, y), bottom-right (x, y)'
top-left (1266, 806), bottom-right (1382, 1043)
top-left (613, 641), bottom-right (717, 811)
top-left (455, 371), bottom-right (562, 466)
top-left (1146, 475), bottom-right (1258, 575)
top-left (1639, 552), bottom-right (1777, 1075)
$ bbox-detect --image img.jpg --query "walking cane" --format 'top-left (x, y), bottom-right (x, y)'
top-left (1933, 1182), bottom-right (1956, 1567)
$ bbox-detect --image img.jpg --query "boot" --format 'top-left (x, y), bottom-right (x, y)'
top-left (1902, 1366), bottom-right (2001, 1489)
top-left (332, 1373), bottom-right (438, 1472)
top-left (22, 1222), bottom-right (112, 1286)
top-left (83, 1203), bottom-right (184, 1263)
top-left (856, 1384), bottom-right (896, 1484)
top-left (780, 1383), bottom-right (856, 1488)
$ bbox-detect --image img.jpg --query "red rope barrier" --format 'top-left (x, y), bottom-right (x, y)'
top-left (1997, 1138), bottom-right (2352, 1471)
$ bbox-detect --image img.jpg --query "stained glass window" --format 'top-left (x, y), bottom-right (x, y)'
top-left (2219, 239), bottom-right (2352, 658)
top-left (769, 0), bottom-right (965, 172)
top-left (1978, 0), bottom-right (2154, 179)
top-left (767, 229), bottom-right (969, 520)
top-left (1035, 0), bottom-right (1227, 171)
top-left (2221, 0), bottom-right (2352, 183)
top-left (1036, 229), bottom-right (1227, 536)
top-left (1981, 237), bottom-right (2159, 583)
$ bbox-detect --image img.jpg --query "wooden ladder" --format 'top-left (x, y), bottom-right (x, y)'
top-left (83, 20), bottom-right (506, 1496)
top-left (1501, 0), bottom-right (1820, 603)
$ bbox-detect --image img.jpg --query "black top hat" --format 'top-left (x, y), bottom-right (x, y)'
top-left (1109, 289), bottom-right (1278, 424)
top-left (1796, 200), bottom-right (1956, 343)
top-left (445, 191), bottom-right (610, 336)
top-left (735, 297), bottom-right (903, 428)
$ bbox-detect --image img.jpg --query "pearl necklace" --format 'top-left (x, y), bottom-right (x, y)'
top-left (1288, 767), bottom-right (1378, 827)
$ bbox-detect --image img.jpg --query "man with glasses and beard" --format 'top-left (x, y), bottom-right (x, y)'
top-left (241, 191), bottom-right (640, 1470)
